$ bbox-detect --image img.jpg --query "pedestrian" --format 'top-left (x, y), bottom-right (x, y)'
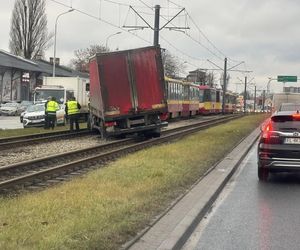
top-left (65, 96), bottom-right (81, 131)
top-left (44, 96), bottom-right (52, 129)
top-left (46, 97), bottom-right (59, 130)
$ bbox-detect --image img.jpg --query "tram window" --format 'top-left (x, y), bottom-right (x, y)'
top-left (196, 88), bottom-right (199, 101)
top-left (199, 89), bottom-right (204, 102)
top-left (216, 91), bottom-right (220, 102)
top-left (179, 84), bottom-right (183, 100)
top-left (186, 86), bottom-right (189, 100)
top-left (203, 89), bottom-right (211, 102)
top-left (211, 90), bottom-right (216, 102)
top-left (166, 82), bottom-right (169, 98)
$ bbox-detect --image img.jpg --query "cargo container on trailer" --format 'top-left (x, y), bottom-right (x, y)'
top-left (89, 46), bottom-right (168, 138)
top-left (272, 93), bottom-right (300, 112)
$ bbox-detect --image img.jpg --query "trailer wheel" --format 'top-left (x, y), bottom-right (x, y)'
top-left (152, 128), bottom-right (161, 138)
top-left (144, 128), bottom-right (161, 138)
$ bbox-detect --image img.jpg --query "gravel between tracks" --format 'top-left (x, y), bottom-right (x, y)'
top-left (0, 116), bottom-right (223, 167)
top-left (0, 135), bottom-right (106, 166)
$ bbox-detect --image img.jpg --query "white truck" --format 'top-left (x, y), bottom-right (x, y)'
top-left (272, 92), bottom-right (300, 112)
top-left (33, 77), bottom-right (90, 121)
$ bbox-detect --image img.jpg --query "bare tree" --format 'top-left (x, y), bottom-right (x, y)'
top-left (161, 50), bottom-right (184, 78)
top-left (70, 44), bottom-right (109, 73)
top-left (9, 0), bottom-right (52, 59)
top-left (206, 72), bottom-right (216, 87)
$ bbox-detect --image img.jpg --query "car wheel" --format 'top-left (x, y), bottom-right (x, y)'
top-left (258, 166), bottom-right (269, 181)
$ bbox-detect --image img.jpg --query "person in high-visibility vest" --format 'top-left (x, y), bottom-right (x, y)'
top-left (65, 96), bottom-right (81, 131)
top-left (44, 96), bottom-right (52, 129)
top-left (46, 97), bottom-right (59, 130)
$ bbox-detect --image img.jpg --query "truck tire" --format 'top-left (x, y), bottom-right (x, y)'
top-left (144, 128), bottom-right (161, 138)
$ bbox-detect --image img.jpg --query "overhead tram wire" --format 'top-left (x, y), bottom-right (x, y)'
top-left (166, 1), bottom-right (244, 65)
top-left (48, 0), bottom-right (152, 45)
top-left (138, 0), bottom-right (153, 10)
top-left (157, 9), bottom-right (224, 62)
top-left (160, 34), bottom-right (207, 67)
top-left (185, 12), bottom-right (226, 59)
top-left (158, 6), bottom-right (227, 62)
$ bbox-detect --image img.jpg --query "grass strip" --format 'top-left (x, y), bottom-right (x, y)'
top-left (0, 123), bottom-right (87, 138)
top-left (0, 114), bottom-right (267, 250)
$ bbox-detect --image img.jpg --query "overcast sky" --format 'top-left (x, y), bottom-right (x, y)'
top-left (1, 0), bottom-right (300, 94)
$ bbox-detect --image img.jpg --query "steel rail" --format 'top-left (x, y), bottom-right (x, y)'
top-left (0, 115), bottom-right (241, 193)
top-left (0, 129), bottom-right (91, 150)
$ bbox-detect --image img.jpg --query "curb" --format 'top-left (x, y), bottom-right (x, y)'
top-left (128, 127), bottom-right (260, 250)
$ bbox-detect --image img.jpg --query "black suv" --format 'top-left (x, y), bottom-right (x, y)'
top-left (258, 103), bottom-right (300, 181)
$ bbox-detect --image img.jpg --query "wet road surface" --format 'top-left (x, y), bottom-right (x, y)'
top-left (183, 144), bottom-right (300, 250)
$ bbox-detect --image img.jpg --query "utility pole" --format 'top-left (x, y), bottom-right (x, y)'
top-left (254, 85), bottom-right (256, 112)
top-left (262, 90), bottom-right (266, 112)
top-left (244, 76), bottom-right (247, 114)
top-left (222, 58), bottom-right (227, 114)
top-left (124, 5), bottom-right (187, 47)
top-left (153, 5), bottom-right (160, 46)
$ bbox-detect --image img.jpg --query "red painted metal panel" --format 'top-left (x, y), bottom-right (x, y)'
top-left (131, 48), bottom-right (165, 111)
top-left (97, 53), bottom-right (132, 116)
top-left (89, 46), bottom-right (167, 120)
top-left (89, 59), bottom-right (103, 114)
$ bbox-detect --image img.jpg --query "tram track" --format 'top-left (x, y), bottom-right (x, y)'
top-left (0, 129), bottom-right (92, 150)
top-left (0, 114), bottom-right (241, 194)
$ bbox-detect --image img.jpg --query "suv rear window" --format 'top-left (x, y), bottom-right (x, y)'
top-left (271, 115), bottom-right (300, 132)
top-left (279, 104), bottom-right (300, 111)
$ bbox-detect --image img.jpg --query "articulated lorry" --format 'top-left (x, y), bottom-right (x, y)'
top-left (272, 92), bottom-right (300, 112)
top-left (34, 77), bottom-right (90, 121)
top-left (89, 46), bottom-right (168, 138)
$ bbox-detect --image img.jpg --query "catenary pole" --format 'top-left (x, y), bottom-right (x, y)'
top-left (254, 85), bottom-right (256, 112)
top-left (243, 76), bottom-right (247, 113)
top-left (222, 58), bottom-right (227, 114)
top-left (153, 5), bottom-right (160, 46)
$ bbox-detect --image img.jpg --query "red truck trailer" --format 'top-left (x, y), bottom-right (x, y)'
top-left (89, 46), bottom-right (168, 138)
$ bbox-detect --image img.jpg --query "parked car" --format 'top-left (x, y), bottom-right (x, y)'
top-left (258, 103), bottom-right (300, 181)
top-left (18, 100), bottom-right (33, 114)
top-left (0, 102), bottom-right (20, 116)
top-left (22, 103), bottom-right (66, 128)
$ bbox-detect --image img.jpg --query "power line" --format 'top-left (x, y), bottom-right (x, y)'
top-left (138, 0), bottom-right (153, 10)
top-left (48, 0), bottom-right (152, 45)
top-left (160, 35), bottom-right (206, 66)
top-left (185, 12), bottom-right (226, 59)
top-left (166, 1), bottom-right (244, 65)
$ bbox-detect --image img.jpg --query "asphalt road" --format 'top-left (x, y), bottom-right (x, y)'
top-left (183, 144), bottom-right (300, 250)
top-left (0, 116), bottom-right (23, 129)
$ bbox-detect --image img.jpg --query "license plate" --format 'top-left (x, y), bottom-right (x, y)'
top-left (32, 119), bottom-right (43, 123)
top-left (285, 138), bottom-right (300, 144)
top-left (130, 119), bottom-right (145, 125)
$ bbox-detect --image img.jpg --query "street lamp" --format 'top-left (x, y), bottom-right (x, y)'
top-left (267, 77), bottom-right (276, 96)
top-left (105, 32), bottom-right (121, 49)
top-left (53, 9), bottom-right (74, 77)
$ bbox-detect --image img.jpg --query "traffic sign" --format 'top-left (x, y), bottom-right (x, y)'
top-left (277, 75), bottom-right (297, 82)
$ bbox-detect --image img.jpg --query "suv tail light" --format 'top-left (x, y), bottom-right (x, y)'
top-left (262, 121), bottom-right (272, 139)
top-left (261, 121), bottom-right (280, 144)
top-left (292, 113), bottom-right (300, 120)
